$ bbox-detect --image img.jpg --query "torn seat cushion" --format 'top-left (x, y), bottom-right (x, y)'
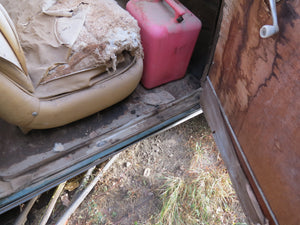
top-left (1, 0), bottom-right (143, 98)
top-left (0, 0), bottom-right (143, 131)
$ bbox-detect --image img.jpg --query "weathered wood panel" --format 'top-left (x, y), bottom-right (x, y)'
top-left (208, 0), bottom-right (300, 224)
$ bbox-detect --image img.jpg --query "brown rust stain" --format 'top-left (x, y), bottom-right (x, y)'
top-left (209, 0), bottom-right (300, 224)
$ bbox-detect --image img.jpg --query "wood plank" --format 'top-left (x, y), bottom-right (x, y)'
top-left (207, 1), bottom-right (300, 224)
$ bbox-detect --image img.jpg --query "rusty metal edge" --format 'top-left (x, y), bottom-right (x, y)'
top-left (200, 78), bottom-right (278, 225)
top-left (0, 106), bottom-right (201, 215)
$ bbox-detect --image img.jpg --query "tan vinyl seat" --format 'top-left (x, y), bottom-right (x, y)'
top-left (0, 0), bottom-right (143, 133)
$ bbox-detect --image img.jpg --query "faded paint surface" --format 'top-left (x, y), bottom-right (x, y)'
top-left (209, 0), bottom-right (300, 224)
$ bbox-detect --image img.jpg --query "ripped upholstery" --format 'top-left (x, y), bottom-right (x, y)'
top-left (0, 0), bottom-right (143, 132)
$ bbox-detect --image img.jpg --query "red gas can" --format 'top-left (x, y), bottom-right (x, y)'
top-left (126, 0), bottom-right (202, 89)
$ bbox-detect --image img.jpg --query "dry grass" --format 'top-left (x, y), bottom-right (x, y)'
top-left (156, 136), bottom-right (247, 225)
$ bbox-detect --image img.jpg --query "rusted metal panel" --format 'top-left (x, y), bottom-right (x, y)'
top-left (201, 80), bottom-right (266, 225)
top-left (207, 0), bottom-right (300, 224)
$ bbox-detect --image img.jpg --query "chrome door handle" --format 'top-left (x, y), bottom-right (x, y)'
top-left (260, 0), bottom-right (280, 38)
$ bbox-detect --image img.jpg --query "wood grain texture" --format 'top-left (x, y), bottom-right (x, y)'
top-left (208, 0), bottom-right (300, 224)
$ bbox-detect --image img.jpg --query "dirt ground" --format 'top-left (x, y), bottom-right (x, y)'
top-left (63, 115), bottom-right (246, 225)
top-left (1, 115), bottom-right (246, 225)
top-left (67, 119), bottom-right (201, 225)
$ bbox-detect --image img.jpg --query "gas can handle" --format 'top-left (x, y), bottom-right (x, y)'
top-left (164, 0), bottom-right (186, 23)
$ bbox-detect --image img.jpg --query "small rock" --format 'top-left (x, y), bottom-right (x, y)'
top-left (153, 146), bottom-right (160, 153)
top-left (143, 168), bottom-right (151, 177)
top-left (53, 143), bottom-right (64, 152)
top-left (61, 193), bottom-right (71, 207)
top-left (124, 162), bottom-right (131, 167)
top-left (89, 131), bottom-right (98, 138)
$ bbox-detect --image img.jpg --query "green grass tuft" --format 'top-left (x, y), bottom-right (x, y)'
top-left (157, 137), bottom-right (246, 225)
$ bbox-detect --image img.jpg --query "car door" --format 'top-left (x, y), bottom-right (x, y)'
top-left (201, 0), bottom-right (300, 224)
